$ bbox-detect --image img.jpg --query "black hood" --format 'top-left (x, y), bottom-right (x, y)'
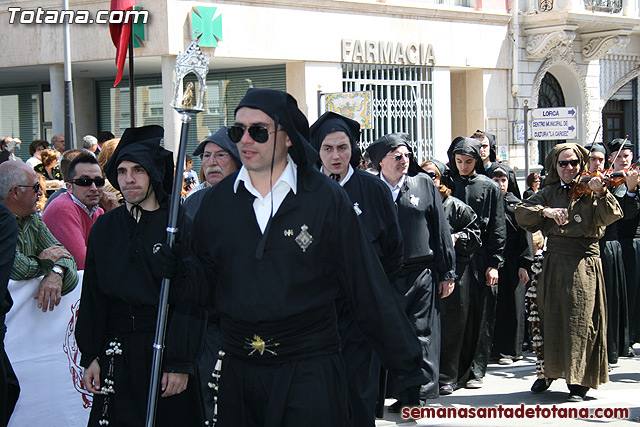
top-left (104, 125), bottom-right (174, 203)
top-left (309, 111), bottom-right (362, 168)
top-left (607, 138), bottom-right (633, 153)
top-left (447, 136), bottom-right (485, 177)
top-left (235, 88), bottom-right (317, 179)
top-left (193, 126), bottom-right (241, 168)
top-left (426, 158), bottom-right (455, 191)
top-left (474, 130), bottom-right (497, 162)
top-left (365, 132), bottom-right (424, 176)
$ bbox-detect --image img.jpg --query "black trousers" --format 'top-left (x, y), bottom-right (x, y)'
top-left (216, 353), bottom-right (350, 427)
top-left (459, 275), bottom-right (497, 384)
top-left (390, 266), bottom-right (440, 400)
top-left (620, 238), bottom-right (640, 345)
top-left (439, 262), bottom-right (472, 386)
top-left (600, 240), bottom-right (630, 363)
top-left (336, 298), bottom-right (380, 427)
top-left (493, 265), bottom-right (525, 359)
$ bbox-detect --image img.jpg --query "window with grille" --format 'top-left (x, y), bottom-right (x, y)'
top-left (342, 63), bottom-right (434, 163)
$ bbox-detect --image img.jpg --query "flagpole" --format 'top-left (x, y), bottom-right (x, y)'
top-left (145, 37), bottom-right (208, 427)
top-left (62, 0), bottom-right (76, 149)
top-left (129, 25), bottom-right (135, 127)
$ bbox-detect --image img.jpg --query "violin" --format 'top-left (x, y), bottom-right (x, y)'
top-left (568, 169), bottom-right (627, 198)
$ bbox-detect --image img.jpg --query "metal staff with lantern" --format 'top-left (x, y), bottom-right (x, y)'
top-left (145, 38), bottom-right (209, 427)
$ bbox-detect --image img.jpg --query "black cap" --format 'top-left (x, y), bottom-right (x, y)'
top-left (585, 142), bottom-right (607, 156)
top-left (310, 112), bottom-right (362, 168)
top-left (607, 138), bottom-right (633, 153)
top-left (192, 126), bottom-right (241, 168)
top-left (366, 133), bottom-right (410, 170)
top-left (104, 125), bottom-right (174, 203)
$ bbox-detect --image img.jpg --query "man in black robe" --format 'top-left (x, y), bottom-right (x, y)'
top-left (491, 167), bottom-right (533, 365)
top-left (366, 133), bottom-right (456, 405)
top-left (605, 138), bottom-right (639, 356)
top-left (75, 126), bottom-right (202, 427)
top-left (421, 159), bottom-right (481, 395)
top-left (447, 136), bottom-right (506, 389)
top-left (182, 89), bottom-right (425, 427)
top-left (471, 130), bottom-right (521, 198)
top-left (309, 111), bottom-right (403, 426)
top-left (181, 126), bottom-right (241, 424)
top-left (0, 193), bottom-right (19, 425)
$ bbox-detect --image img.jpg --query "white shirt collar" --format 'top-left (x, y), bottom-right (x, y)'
top-left (233, 154), bottom-right (298, 196)
top-left (380, 173), bottom-right (406, 201)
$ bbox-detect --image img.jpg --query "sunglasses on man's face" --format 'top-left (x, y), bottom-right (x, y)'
top-left (227, 125), bottom-right (275, 144)
top-left (71, 177), bottom-right (106, 187)
top-left (387, 152), bottom-right (412, 162)
top-left (16, 183), bottom-right (41, 193)
top-left (558, 160), bottom-right (580, 168)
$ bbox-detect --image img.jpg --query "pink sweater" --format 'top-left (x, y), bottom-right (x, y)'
top-left (42, 192), bottom-right (104, 270)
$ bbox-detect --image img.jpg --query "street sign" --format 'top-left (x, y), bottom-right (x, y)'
top-left (531, 107), bottom-right (578, 140)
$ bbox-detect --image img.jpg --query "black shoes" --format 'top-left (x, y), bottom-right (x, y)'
top-left (531, 378), bottom-right (554, 393)
top-left (388, 400), bottom-right (403, 413)
top-left (567, 384), bottom-right (589, 402)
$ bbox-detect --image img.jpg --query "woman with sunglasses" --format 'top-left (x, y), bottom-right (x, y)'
top-left (515, 143), bottom-right (623, 401)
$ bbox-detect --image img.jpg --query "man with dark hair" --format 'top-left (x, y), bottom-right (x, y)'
top-left (42, 153), bottom-right (106, 270)
top-left (0, 161), bottom-right (78, 313)
top-left (181, 89), bottom-right (425, 426)
top-left (75, 125), bottom-right (201, 426)
top-left (43, 149), bottom-right (84, 209)
top-left (96, 131), bottom-right (115, 153)
top-left (471, 130), bottom-right (521, 198)
top-left (26, 140), bottom-right (49, 169)
top-left (310, 112), bottom-right (404, 425)
top-left (447, 136), bottom-right (506, 389)
top-left (491, 167), bottom-right (533, 365)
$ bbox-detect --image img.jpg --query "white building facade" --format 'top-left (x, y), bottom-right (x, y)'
top-left (1, 0), bottom-right (639, 175)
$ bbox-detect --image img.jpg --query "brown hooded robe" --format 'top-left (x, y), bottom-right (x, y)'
top-left (515, 143), bottom-right (622, 389)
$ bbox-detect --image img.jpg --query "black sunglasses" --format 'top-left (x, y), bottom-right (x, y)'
top-left (17, 183), bottom-right (40, 193)
top-left (558, 160), bottom-right (580, 168)
top-left (425, 171), bottom-right (438, 179)
top-left (71, 177), bottom-right (106, 187)
top-left (227, 125), bottom-right (275, 144)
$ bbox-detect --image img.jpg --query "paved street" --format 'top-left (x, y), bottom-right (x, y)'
top-left (377, 344), bottom-right (640, 426)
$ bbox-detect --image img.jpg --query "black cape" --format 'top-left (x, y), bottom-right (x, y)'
top-left (0, 202), bottom-right (19, 425)
top-left (76, 205), bottom-right (202, 426)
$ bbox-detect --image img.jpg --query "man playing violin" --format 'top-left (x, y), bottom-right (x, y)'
top-left (515, 143), bottom-right (623, 402)
top-left (608, 138), bottom-right (640, 356)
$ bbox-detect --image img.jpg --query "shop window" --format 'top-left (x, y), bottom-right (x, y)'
top-left (0, 86), bottom-right (41, 161)
top-left (342, 63), bottom-right (434, 163)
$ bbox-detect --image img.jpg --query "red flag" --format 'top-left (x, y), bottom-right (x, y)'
top-left (110, 0), bottom-right (137, 87)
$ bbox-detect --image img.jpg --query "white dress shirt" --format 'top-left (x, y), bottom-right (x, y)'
top-left (234, 155), bottom-right (298, 233)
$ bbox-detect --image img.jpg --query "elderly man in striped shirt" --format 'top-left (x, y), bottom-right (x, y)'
top-left (0, 161), bottom-right (78, 312)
